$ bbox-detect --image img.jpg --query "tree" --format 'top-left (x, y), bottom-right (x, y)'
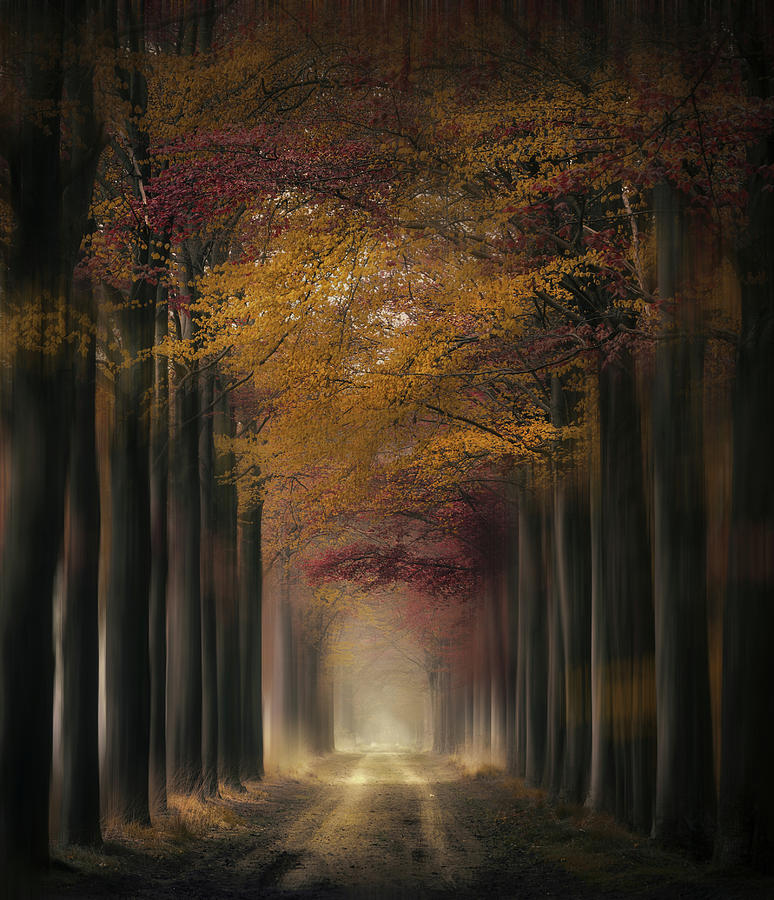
top-left (0, 1), bottom-right (102, 880)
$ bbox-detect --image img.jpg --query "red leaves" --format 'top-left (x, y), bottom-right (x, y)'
top-left (304, 541), bottom-right (479, 601)
top-left (145, 125), bottom-right (392, 241)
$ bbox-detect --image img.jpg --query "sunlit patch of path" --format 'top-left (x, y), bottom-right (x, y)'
top-left (263, 750), bottom-right (483, 897)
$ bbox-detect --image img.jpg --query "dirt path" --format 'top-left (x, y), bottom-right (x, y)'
top-left (45, 751), bottom-right (774, 899)
top-left (259, 752), bottom-right (484, 896)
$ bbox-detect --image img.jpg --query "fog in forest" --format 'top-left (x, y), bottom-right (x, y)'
top-left (331, 616), bottom-right (430, 752)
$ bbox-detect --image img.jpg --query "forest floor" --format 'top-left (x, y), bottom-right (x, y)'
top-left (43, 751), bottom-right (774, 899)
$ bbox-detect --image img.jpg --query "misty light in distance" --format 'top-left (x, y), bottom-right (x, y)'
top-left (332, 609), bottom-right (431, 753)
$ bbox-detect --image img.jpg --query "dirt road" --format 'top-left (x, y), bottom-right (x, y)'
top-left (255, 752), bottom-right (485, 896)
top-left (46, 751), bottom-right (774, 899)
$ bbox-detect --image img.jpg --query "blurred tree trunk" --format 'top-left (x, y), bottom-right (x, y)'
top-left (104, 2), bottom-right (156, 825)
top-left (550, 376), bottom-right (591, 803)
top-left (596, 359), bottom-right (655, 833)
top-left (0, 1), bottom-right (99, 877)
top-left (240, 499), bottom-right (264, 778)
top-left (59, 285), bottom-right (101, 846)
top-left (554, 474), bottom-right (591, 804)
top-left (58, 34), bottom-right (103, 845)
top-left (545, 510), bottom-right (565, 797)
top-left (167, 337), bottom-right (202, 794)
top-left (504, 516), bottom-right (519, 774)
top-left (652, 183), bottom-right (714, 853)
top-left (717, 32), bottom-right (774, 871)
top-left (589, 423), bottom-right (615, 815)
top-left (199, 373), bottom-right (219, 797)
top-left (215, 391), bottom-right (242, 789)
top-left (105, 270), bottom-right (154, 822)
top-left (518, 481), bottom-right (547, 787)
top-left (149, 286), bottom-right (169, 813)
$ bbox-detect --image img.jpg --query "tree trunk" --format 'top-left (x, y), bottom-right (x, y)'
top-left (597, 359), bottom-right (655, 833)
top-left (214, 392), bottom-right (242, 789)
top-left (0, 366), bottom-right (67, 878)
top-left (589, 432), bottom-right (615, 814)
top-left (199, 373), bottom-right (219, 797)
top-left (239, 500), bottom-right (264, 778)
top-left (0, 1), bottom-right (96, 878)
top-left (518, 483), bottom-right (547, 787)
top-left (717, 42), bottom-right (774, 868)
top-left (167, 363), bottom-right (202, 794)
top-left (59, 297), bottom-right (101, 846)
top-left (545, 509), bottom-right (565, 797)
top-left (504, 516), bottom-right (519, 774)
top-left (149, 287), bottom-right (169, 814)
top-left (554, 474), bottom-right (591, 805)
top-left (105, 275), bottom-right (154, 823)
top-left (652, 183), bottom-right (714, 853)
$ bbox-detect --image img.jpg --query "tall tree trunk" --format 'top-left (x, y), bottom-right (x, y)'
top-left (215, 392), bottom-right (242, 789)
top-left (57, 22), bottom-right (103, 841)
top-left (199, 373), bottom-right (219, 797)
top-left (518, 482), bottom-right (547, 787)
top-left (717, 35), bottom-right (774, 870)
top-left (545, 510), bottom-right (565, 797)
top-left (0, 367), bottom-right (68, 878)
top-left (0, 1), bottom-right (97, 878)
top-left (59, 293), bottom-right (101, 846)
top-left (105, 276), bottom-right (154, 822)
top-left (554, 474), bottom-right (591, 805)
top-left (239, 499), bottom-right (264, 778)
top-left (148, 287), bottom-right (169, 814)
top-left (504, 514), bottom-right (519, 774)
top-left (167, 358), bottom-right (202, 794)
top-left (597, 359), bottom-right (655, 833)
top-left (105, 5), bottom-right (156, 824)
top-left (589, 427), bottom-right (615, 814)
top-left (652, 183), bottom-right (714, 853)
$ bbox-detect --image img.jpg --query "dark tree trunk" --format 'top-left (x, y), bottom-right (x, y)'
top-left (652, 183), bottom-right (714, 854)
top-left (504, 515), bottom-right (519, 773)
top-left (554, 475), bottom-right (591, 805)
top-left (717, 39), bottom-right (774, 869)
top-left (199, 373), bottom-right (219, 797)
top-left (597, 359), bottom-right (655, 833)
top-left (105, 275), bottom-right (154, 823)
top-left (550, 376), bottom-right (591, 804)
top-left (214, 393), bottom-right (242, 789)
top-left (589, 441), bottom-right (616, 814)
top-left (59, 297), bottom-right (101, 847)
top-left (149, 288), bottom-right (169, 814)
top-left (57, 21), bottom-right (103, 841)
top-left (518, 484), bottom-right (547, 787)
top-left (545, 510), bottom-right (565, 797)
top-left (239, 500), bottom-right (264, 778)
top-left (167, 363), bottom-right (202, 794)
top-left (0, 367), bottom-right (67, 879)
top-left (0, 1), bottom-right (97, 878)
top-left (105, 7), bottom-right (157, 824)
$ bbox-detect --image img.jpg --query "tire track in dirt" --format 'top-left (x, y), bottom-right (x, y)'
top-left (267, 751), bottom-right (484, 896)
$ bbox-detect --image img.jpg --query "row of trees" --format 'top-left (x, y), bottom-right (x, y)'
top-left (0, 1), bottom-right (280, 886)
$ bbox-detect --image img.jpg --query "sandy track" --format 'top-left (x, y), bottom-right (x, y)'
top-left (262, 752), bottom-right (482, 896)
